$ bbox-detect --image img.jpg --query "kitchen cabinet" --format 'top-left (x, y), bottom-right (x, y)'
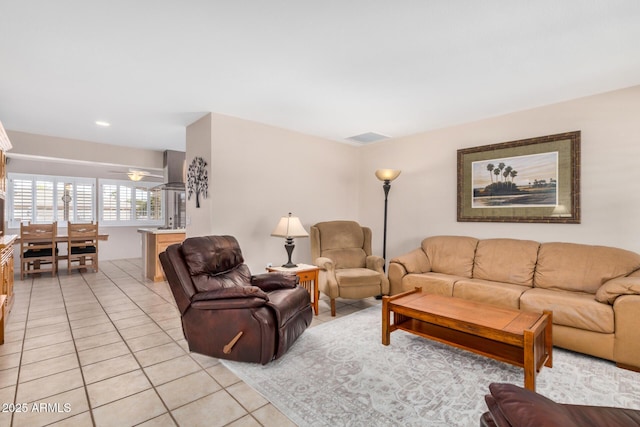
top-left (138, 228), bottom-right (186, 282)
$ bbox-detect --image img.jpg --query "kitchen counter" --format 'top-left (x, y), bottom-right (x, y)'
top-left (138, 228), bottom-right (186, 281)
top-left (137, 228), bottom-right (186, 235)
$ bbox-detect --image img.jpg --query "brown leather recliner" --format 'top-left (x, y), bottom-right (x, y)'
top-left (480, 383), bottom-right (640, 427)
top-left (159, 235), bottom-right (313, 364)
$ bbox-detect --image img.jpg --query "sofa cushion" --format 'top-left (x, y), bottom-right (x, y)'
top-left (453, 279), bottom-right (530, 309)
top-left (473, 239), bottom-right (539, 287)
top-left (520, 288), bottom-right (614, 334)
top-left (421, 236), bottom-right (478, 278)
top-left (402, 272), bottom-right (463, 296)
top-left (534, 242), bottom-right (640, 294)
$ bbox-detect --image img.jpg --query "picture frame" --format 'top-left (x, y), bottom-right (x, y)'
top-left (457, 131), bottom-right (580, 223)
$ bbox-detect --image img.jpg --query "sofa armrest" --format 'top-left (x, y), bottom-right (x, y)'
top-left (613, 294), bottom-right (640, 370)
top-left (251, 273), bottom-right (298, 291)
top-left (595, 277), bottom-right (640, 304)
top-left (388, 248), bottom-right (431, 295)
top-left (390, 248), bottom-right (431, 274)
top-left (366, 255), bottom-right (385, 272)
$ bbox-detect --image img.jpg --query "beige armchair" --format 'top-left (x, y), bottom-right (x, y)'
top-left (311, 220), bottom-right (389, 316)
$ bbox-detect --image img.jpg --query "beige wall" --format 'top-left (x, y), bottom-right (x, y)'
top-left (186, 112), bottom-right (360, 273)
top-left (358, 85), bottom-right (640, 262)
top-left (185, 113), bottom-right (214, 237)
top-left (7, 130), bottom-right (163, 170)
top-left (6, 84), bottom-right (640, 270)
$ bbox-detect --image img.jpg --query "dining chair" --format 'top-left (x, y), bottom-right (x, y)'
top-left (20, 221), bottom-right (58, 280)
top-left (67, 222), bottom-right (99, 273)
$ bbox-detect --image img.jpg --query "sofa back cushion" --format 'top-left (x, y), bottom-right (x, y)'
top-left (421, 236), bottom-right (478, 278)
top-left (535, 242), bottom-right (640, 293)
top-left (473, 239), bottom-right (540, 287)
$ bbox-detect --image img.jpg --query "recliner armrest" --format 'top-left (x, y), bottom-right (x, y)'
top-left (251, 273), bottom-right (298, 291)
top-left (192, 286), bottom-right (269, 302)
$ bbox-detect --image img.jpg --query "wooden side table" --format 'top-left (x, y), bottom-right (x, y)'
top-left (0, 294), bottom-right (6, 345)
top-left (266, 263), bottom-right (320, 315)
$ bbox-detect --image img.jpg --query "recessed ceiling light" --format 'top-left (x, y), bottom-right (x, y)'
top-left (95, 121), bottom-right (110, 127)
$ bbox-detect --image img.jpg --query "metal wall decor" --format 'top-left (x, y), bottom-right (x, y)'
top-left (187, 156), bottom-right (208, 208)
top-left (457, 131), bottom-right (581, 223)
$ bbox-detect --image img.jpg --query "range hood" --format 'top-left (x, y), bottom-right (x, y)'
top-left (152, 150), bottom-right (186, 191)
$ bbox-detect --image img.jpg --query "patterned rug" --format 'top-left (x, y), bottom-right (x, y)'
top-left (222, 306), bottom-right (640, 427)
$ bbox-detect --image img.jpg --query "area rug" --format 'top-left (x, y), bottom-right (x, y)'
top-left (222, 306), bottom-right (640, 427)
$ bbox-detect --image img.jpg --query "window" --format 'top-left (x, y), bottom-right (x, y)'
top-left (99, 179), bottom-right (163, 226)
top-left (8, 174), bottom-right (96, 227)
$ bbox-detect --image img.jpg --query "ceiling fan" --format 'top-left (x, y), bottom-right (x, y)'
top-left (108, 168), bottom-right (163, 182)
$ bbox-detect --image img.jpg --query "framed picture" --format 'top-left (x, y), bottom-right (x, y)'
top-left (457, 131), bottom-right (580, 223)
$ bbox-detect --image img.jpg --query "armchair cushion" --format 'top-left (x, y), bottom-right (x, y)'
top-left (251, 273), bottom-right (298, 292)
top-left (323, 248), bottom-right (366, 269)
top-left (182, 235), bottom-right (244, 276)
top-left (485, 383), bottom-right (576, 427)
top-left (483, 382), bottom-right (640, 427)
top-left (336, 268), bottom-right (383, 287)
top-left (191, 264), bottom-right (252, 293)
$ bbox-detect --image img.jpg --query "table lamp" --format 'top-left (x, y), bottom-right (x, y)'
top-left (271, 212), bottom-right (309, 268)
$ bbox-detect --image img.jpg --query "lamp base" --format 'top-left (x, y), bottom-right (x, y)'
top-left (282, 239), bottom-right (298, 269)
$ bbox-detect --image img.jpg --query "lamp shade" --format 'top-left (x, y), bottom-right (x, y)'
top-left (375, 169), bottom-right (401, 182)
top-left (271, 213), bottom-right (309, 238)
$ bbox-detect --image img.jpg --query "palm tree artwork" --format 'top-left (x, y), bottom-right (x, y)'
top-left (187, 156), bottom-right (208, 208)
top-left (486, 163), bottom-right (495, 183)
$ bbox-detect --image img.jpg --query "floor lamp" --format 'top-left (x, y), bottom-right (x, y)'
top-left (375, 169), bottom-right (401, 271)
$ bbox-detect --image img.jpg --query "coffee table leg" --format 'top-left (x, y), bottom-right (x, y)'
top-left (544, 310), bottom-right (553, 368)
top-left (523, 328), bottom-right (536, 391)
top-left (382, 296), bottom-right (390, 345)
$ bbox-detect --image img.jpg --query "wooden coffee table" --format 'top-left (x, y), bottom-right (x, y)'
top-left (382, 288), bottom-right (552, 391)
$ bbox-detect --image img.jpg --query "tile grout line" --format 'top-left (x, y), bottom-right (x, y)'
top-left (52, 270), bottom-right (97, 427)
top-left (73, 263), bottom-right (182, 426)
top-left (9, 275), bottom-right (34, 427)
top-left (100, 262), bottom-right (270, 427)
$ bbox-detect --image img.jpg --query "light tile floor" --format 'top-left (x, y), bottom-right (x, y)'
top-left (0, 259), bottom-right (380, 426)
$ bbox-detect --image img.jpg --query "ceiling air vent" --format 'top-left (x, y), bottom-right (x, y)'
top-left (346, 132), bottom-right (390, 144)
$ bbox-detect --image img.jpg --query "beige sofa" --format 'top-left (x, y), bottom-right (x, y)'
top-left (389, 236), bottom-right (640, 370)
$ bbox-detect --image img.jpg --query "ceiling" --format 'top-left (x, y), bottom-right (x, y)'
top-left (1, 1), bottom-right (640, 152)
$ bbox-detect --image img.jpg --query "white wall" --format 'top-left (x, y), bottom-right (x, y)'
top-left (5, 131), bottom-right (165, 265)
top-left (358, 85), bottom-right (640, 262)
top-left (186, 112), bottom-right (360, 273)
